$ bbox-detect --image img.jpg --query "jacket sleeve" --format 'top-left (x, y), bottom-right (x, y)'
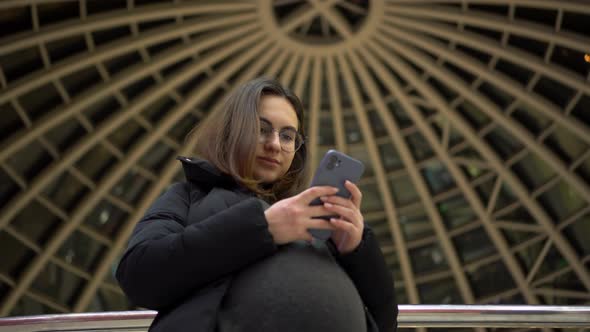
top-left (116, 182), bottom-right (277, 310)
top-left (331, 225), bottom-right (398, 332)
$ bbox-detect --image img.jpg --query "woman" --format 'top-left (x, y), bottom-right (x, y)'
top-left (116, 78), bottom-right (398, 332)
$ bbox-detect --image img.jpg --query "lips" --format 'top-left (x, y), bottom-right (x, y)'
top-left (257, 157), bottom-right (280, 166)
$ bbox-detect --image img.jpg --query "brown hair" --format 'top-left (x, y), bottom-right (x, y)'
top-left (186, 77), bottom-right (309, 202)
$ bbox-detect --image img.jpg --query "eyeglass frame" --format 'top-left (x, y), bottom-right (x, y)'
top-left (258, 118), bottom-right (305, 152)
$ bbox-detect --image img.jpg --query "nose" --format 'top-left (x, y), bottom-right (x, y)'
top-left (264, 131), bottom-right (281, 151)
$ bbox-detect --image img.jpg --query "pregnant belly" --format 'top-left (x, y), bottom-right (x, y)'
top-left (216, 241), bottom-right (367, 332)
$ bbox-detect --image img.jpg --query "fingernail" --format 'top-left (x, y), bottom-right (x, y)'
top-left (320, 196), bottom-right (328, 201)
top-left (324, 202), bottom-right (333, 207)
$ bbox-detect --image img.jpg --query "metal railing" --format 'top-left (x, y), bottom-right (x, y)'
top-left (0, 305), bottom-right (588, 331)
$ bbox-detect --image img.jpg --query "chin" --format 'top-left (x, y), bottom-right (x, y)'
top-left (254, 171), bottom-right (281, 184)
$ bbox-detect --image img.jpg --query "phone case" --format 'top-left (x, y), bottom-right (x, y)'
top-left (308, 150), bottom-right (365, 240)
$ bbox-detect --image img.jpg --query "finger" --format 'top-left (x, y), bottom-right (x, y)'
top-left (329, 218), bottom-right (356, 234)
top-left (306, 218), bottom-right (338, 230)
top-left (302, 232), bottom-right (313, 242)
top-left (301, 186), bottom-right (339, 204)
top-left (323, 202), bottom-right (360, 226)
top-left (345, 181), bottom-right (363, 209)
top-left (306, 205), bottom-right (337, 218)
top-left (320, 195), bottom-right (355, 209)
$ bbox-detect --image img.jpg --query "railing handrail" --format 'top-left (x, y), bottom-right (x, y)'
top-left (0, 305), bottom-right (589, 331)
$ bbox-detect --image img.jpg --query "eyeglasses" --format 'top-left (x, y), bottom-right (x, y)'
top-left (259, 120), bottom-right (304, 152)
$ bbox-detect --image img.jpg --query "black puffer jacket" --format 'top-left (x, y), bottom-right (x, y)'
top-left (116, 156), bottom-right (398, 332)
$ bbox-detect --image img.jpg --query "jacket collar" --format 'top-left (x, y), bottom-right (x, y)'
top-left (177, 156), bottom-right (239, 189)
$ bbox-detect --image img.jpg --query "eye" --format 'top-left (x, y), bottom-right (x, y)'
top-left (260, 123), bottom-right (272, 134)
top-left (280, 130), bottom-right (296, 142)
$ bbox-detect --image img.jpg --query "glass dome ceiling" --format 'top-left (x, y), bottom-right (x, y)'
top-left (0, 0), bottom-right (589, 322)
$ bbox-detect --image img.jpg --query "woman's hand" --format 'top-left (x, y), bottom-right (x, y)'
top-left (321, 181), bottom-right (364, 254)
top-left (264, 186), bottom-right (338, 244)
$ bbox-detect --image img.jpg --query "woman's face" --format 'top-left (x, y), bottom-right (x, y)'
top-left (254, 95), bottom-right (299, 184)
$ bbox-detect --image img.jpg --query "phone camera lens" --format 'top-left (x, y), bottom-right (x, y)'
top-left (327, 155), bottom-right (338, 169)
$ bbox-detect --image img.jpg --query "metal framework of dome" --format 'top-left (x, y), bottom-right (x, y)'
top-left (0, 0), bottom-right (589, 325)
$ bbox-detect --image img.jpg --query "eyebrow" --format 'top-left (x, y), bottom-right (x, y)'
top-left (259, 117), bottom-right (297, 132)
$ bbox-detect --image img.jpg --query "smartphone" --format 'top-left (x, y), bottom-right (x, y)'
top-left (308, 150), bottom-right (365, 240)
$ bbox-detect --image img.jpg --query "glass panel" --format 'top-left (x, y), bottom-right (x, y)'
top-left (478, 82), bottom-right (514, 109)
top-left (511, 103), bottom-right (551, 136)
top-left (536, 270), bottom-right (587, 305)
top-left (0, 167), bottom-right (20, 210)
top-left (456, 100), bottom-right (491, 130)
top-left (0, 102), bottom-right (25, 142)
top-left (418, 277), bottom-right (462, 304)
top-left (0, 231), bottom-right (36, 279)
top-left (0, 46), bottom-right (44, 83)
top-left (31, 262), bottom-right (85, 308)
top-left (421, 160), bottom-right (456, 195)
top-left (110, 170), bottom-right (152, 205)
top-left (84, 200), bottom-right (129, 237)
top-left (318, 116), bottom-right (335, 146)
top-left (545, 125), bottom-right (588, 164)
top-left (61, 66), bottom-right (101, 97)
top-left (75, 143), bottom-right (117, 182)
top-left (409, 243), bottom-right (448, 274)
top-left (494, 59), bottom-right (534, 86)
top-left (42, 171), bottom-right (90, 213)
top-left (479, 180), bottom-right (517, 214)
top-left (11, 200), bottom-right (61, 246)
top-left (10, 294), bottom-right (59, 316)
top-left (142, 96), bottom-right (176, 124)
top-left (437, 195), bottom-right (476, 229)
top-left (46, 34), bottom-right (87, 64)
top-left (83, 96), bottom-right (120, 126)
top-left (5, 139), bottom-right (54, 180)
top-left (399, 203), bottom-right (434, 241)
top-left (107, 119), bottom-right (147, 153)
top-left (533, 76), bottom-right (576, 108)
top-left (467, 261), bottom-right (516, 299)
top-left (18, 83), bottom-right (63, 121)
top-left (368, 110), bottom-right (387, 138)
top-left (538, 180), bottom-right (585, 221)
top-left (344, 114), bottom-right (363, 144)
top-left (563, 213), bottom-right (590, 256)
top-left (507, 34), bottom-right (547, 57)
top-left (92, 25), bottom-right (132, 47)
top-left (368, 219), bottom-right (393, 246)
top-left (93, 287), bottom-right (134, 311)
top-left (485, 126), bottom-right (524, 160)
top-left (138, 141), bottom-right (175, 173)
top-left (57, 230), bottom-right (105, 272)
top-left (0, 281), bottom-right (9, 303)
top-left (452, 227), bottom-right (495, 264)
top-left (551, 45), bottom-right (590, 78)
top-left (45, 118), bottom-right (87, 152)
top-left (103, 51), bottom-right (143, 77)
top-left (348, 145), bottom-right (372, 177)
top-left (169, 114), bottom-right (197, 143)
top-left (359, 182), bottom-right (383, 213)
top-left (512, 152), bottom-right (555, 191)
top-left (379, 142), bottom-right (403, 171)
top-left (405, 132), bottom-right (434, 161)
top-left (390, 174), bottom-right (420, 206)
top-left (387, 100), bottom-right (412, 129)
